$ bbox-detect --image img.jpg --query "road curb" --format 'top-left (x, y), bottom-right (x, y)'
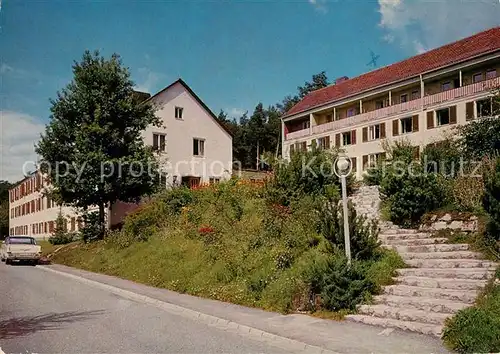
top-left (37, 265), bottom-right (338, 354)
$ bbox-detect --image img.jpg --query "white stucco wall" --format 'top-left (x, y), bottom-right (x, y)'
top-left (142, 82), bottom-right (233, 186)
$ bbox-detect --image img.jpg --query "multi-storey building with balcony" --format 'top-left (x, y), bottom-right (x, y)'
top-left (282, 27), bottom-right (500, 176)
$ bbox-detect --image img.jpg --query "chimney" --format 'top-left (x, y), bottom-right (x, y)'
top-left (335, 76), bottom-right (349, 85)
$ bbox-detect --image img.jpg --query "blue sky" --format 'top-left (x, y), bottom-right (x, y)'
top-left (1, 0), bottom-right (499, 180)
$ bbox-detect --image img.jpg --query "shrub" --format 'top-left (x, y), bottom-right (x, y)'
top-left (318, 198), bottom-right (380, 261)
top-left (483, 156), bottom-right (500, 245)
top-left (81, 211), bottom-right (102, 243)
top-left (159, 186), bottom-right (194, 214)
top-left (306, 255), bottom-right (376, 311)
top-left (421, 136), bottom-right (462, 176)
top-left (379, 141), bottom-right (446, 227)
top-left (443, 283), bottom-right (500, 353)
top-left (460, 115), bottom-right (500, 159)
top-left (265, 146), bottom-right (351, 206)
top-left (121, 199), bottom-right (168, 243)
top-left (50, 212), bottom-right (77, 245)
top-left (452, 176), bottom-right (484, 212)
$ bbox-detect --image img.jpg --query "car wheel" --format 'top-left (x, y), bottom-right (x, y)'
top-left (5, 259), bottom-right (11, 265)
top-left (30, 260), bottom-right (37, 266)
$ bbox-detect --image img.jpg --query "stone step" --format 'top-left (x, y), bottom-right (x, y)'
top-left (373, 294), bottom-right (470, 314)
top-left (397, 267), bottom-right (495, 280)
top-left (384, 284), bottom-right (478, 303)
top-left (393, 243), bottom-right (469, 253)
top-left (395, 276), bottom-right (487, 290)
top-left (379, 233), bottom-right (432, 241)
top-left (345, 315), bottom-right (442, 337)
top-left (383, 238), bottom-right (448, 246)
top-left (400, 251), bottom-right (482, 260)
top-left (380, 229), bottom-right (420, 235)
top-left (357, 304), bottom-right (450, 325)
top-left (405, 258), bottom-right (497, 269)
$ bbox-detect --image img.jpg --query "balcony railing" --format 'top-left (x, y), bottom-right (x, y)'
top-left (286, 76), bottom-right (499, 140)
top-left (286, 127), bottom-right (311, 140)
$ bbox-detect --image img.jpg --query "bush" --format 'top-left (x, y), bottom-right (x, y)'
top-left (421, 137), bottom-right (462, 176)
top-left (265, 146), bottom-right (351, 206)
top-left (49, 212), bottom-right (77, 245)
top-left (121, 199), bottom-right (169, 244)
top-left (380, 163), bottom-right (446, 227)
top-left (460, 115), bottom-right (500, 159)
top-left (159, 186), bottom-right (194, 214)
top-left (318, 198), bottom-right (380, 261)
top-left (81, 211), bottom-right (102, 243)
top-left (483, 156), bottom-right (500, 245)
top-left (452, 176), bottom-right (484, 212)
top-left (306, 255), bottom-right (376, 311)
top-left (443, 283), bottom-right (500, 353)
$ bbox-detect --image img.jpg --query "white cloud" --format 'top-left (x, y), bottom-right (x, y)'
top-left (378, 0), bottom-right (500, 54)
top-left (0, 111), bottom-right (45, 182)
top-left (309, 0), bottom-right (328, 14)
top-left (133, 67), bottom-right (164, 94)
top-left (228, 108), bottom-right (246, 117)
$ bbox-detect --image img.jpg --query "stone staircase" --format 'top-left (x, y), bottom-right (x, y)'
top-left (346, 186), bottom-right (498, 337)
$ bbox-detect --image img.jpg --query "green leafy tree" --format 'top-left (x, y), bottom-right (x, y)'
top-left (460, 89), bottom-right (500, 159)
top-left (36, 50), bottom-right (161, 240)
top-left (0, 180), bottom-right (12, 238)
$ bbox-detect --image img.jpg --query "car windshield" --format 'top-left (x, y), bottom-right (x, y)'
top-left (9, 237), bottom-right (36, 245)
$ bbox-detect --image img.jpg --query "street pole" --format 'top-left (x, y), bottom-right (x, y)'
top-left (336, 156), bottom-right (352, 266)
top-left (341, 174), bottom-right (351, 266)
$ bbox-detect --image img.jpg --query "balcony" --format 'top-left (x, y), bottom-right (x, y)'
top-left (285, 76), bottom-right (499, 140)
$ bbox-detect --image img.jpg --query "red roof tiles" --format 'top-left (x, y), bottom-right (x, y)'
top-left (285, 27), bottom-right (500, 117)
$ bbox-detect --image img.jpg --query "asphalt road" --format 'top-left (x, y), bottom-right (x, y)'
top-left (0, 263), bottom-right (292, 354)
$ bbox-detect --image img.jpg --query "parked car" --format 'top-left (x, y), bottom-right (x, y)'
top-left (1, 236), bottom-right (42, 265)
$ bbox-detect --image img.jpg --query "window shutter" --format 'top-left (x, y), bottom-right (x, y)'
top-left (392, 120), bottom-right (399, 136)
top-left (351, 130), bottom-right (357, 145)
top-left (351, 157), bottom-right (357, 172)
top-left (380, 123), bottom-right (386, 139)
top-left (466, 102), bottom-right (474, 121)
top-left (362, 155), bottom-right (368, 170)
top-left (335, 134), bottom-right (341, 147)
top-left (449, 105), bottom-right (457, 124)
top-left (412, 115), bottom-right (419, 132)
top-left (362, 127), bottom-right (368, 142)
top-left (427, 111), bottom-right (434, 129)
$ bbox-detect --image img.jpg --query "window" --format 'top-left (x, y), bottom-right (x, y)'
top-left (476, 98), bottom-right (493, 118)
top-left (175, 106), bottom-right (184, 119)
top-left (375, 100), bottom-right (384, 109)
top-left (368, 153), bottom-right (384, 166)
top-left (411, 90), bottom-right (420, 100)
top-left (317, 136), bottom-right (330, 150)
top-left (369, 124), bottom-right (380, 140)
top-left (400, 117), bottom-right (413, 134)
top-left (289, 144), bottom-right (295, 155)
top-left (473, 73), bottom-right (483, 83)
top-left (347, 108), bottom-right (358, 117)
top-left (209, 177), bottom-right (221, 185)
top-left (342, 132), bottom-right (352, 146)
top-left (486, 69), bottom-right (497, 80)
top-left (301, 141), bottom-right (307, 151)
top-left (193, 138), bottom-right (205, 156)
top-left (301, 120), bottom-right (310, 130)
top-left (436, 108), bottom-right (450, 126)
top-left (400, 94), bottom-right (408, 103)
top-left (441, 81), bottom-right (452, 91)
top-left (152, 133), bottom-right (166, 152)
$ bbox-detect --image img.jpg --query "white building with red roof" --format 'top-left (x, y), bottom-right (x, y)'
top-left (282, 27), bottom-right (500, 176)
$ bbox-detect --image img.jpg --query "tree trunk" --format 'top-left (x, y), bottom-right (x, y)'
top-left (98, 201), bottom-right (105, 239)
